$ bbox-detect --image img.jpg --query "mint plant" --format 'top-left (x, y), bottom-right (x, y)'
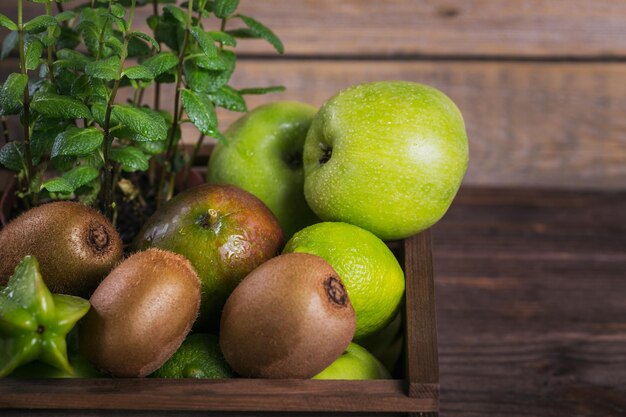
top-left (0, 0), bottom-right (284, 222)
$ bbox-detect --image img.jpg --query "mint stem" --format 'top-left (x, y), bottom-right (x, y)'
top-left (101, 0), bottom-right (137, 219)
top-left (17, 0), bottom-right (34, 208)
top-left (157, 0), bottom-right (194, 207)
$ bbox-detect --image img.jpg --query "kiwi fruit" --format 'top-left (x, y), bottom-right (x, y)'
top-left (0, 201), bottom-right (123, 297)
top-left (79, 249), bottom-right (201, 377)
top-left (219, 253), bottom-right (356, 379)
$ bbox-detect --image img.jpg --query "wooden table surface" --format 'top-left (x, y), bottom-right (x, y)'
top-left (433, 186), bottom-right (626, 417)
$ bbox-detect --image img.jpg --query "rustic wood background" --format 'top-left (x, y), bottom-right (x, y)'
top-left (1, 0), bottom-right (626, 190)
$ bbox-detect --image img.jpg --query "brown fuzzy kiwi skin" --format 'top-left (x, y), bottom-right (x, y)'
top-left (219, 252), bottom-right (356, 379)
top-left (0, 201), bottom-right (123, 297)
top-left (79, 248), bottom-right (201, 378)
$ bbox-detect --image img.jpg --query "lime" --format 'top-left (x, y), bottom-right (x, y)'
top-left (151, 334), bottom-right (233, 379)
top-left (283, 222), bottom-right (405, 338)
top-left (313, 343), bottom-right (390, 380)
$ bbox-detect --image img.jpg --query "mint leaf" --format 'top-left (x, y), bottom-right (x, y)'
top-left (163, 5), bottom-right (187, 25)
top-left (42, 177), bottom-right (74, 194)
top-left (181, 89), bottom-right (217, 135)
top-left (214, 0), bottom-right (239, 18)
top-left (0, 13), bottom-right (17, 31)
top-left (62, 166), bottom-right (99, 189)
top-left (55, 49), bottom-right (93, 71)
top-left (207, 85), bottom-right (246, 112)
top-left (25, 37), bottom-right (44, 71)
top-left (0, 142), bottom-right (25, 172)
top-left (239, 85), bottom-right (286, 95)
top-left (234, 14), bottom-right (284, 53)
top-left (31, 93), bottom-right (92, 120)
top-left (131, 31), bottom-right (160, 51)
top-left (189, 26), bottom-right (217, 58)
top-left (184, 50), bottom-right (235, 93)
top-left (112, 105), bottom-right (168, 141)
top-left (85, 56), bottom-right (121, 81)
top-left (55, 11), bottom-right (76, 23)
top-left (142, 52), bottom-right (178, 77)
top-left (110, 146), bottom-right (149, 172)
top-left (110, 4), bottom-right (126, 18)
top-left (24, 16), bottom-right (58, 33)
top-left (0, 73), bottom-right (28, 116)
top-left (123, 65), bottom-right (154, 80)
top-left (207, 31), bottom-right (236, 47)
top-left (51, 127), bottom-right (103, 158)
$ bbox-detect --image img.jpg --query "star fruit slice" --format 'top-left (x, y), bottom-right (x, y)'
top-left (0, 256), bottom-right (91, 377)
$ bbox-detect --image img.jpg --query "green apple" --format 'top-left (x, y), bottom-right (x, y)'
top-left (303, 81), bottom-right (469, 240)
top-left (313, 343), bottom-right (390, 380)
top-left (133, 184), bottom-right (283, 329)
top-left (208, 102), bottom-right (319, 239)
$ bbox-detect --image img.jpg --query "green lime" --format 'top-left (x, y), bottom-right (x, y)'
top-left (313, 343), bottom-right (390, 380)
top-left (284, 222), bottom-right (405, 338)
top-left (151, 334), bottom-right (233, 379)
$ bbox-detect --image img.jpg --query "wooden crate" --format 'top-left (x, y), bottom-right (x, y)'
top-left (0, 168), bottom-right (439, 416)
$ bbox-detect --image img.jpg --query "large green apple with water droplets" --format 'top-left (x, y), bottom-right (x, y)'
top-left (303, 81), bottom-right (469, 240)
top-left (207, 102), bottom-right (318, 239)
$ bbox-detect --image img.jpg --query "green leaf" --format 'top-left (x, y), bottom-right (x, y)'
top-left (25, 37), bottom-right (44, 71)
top-left (56, 27), bottom-right (80, 51)
top-left (85, 56), bottom-right (120, 81)
top-left (55, 11), bottom-right (77, 23)
top-left (110, 4), bottom-right (126, 18)
top-left (234, 14), bottom-right (283, 53)
top-left (70, 75), bottom-right (92, 101)
top-left (184, 50), bottom-right (235, 93)
top-left (225, 28), bottom-right (257, 39)
top-left (189, 26), bottom-right (217, 58)
top-left (181, 89), bottom-right (217, 135)
top-left (238, 85), bottom-right (286, 95)
top-left (207, 85), bottom-right (246, 112)
top-left (0, 13), bottom-right (17, 31)
top-left (31, 93), bottom-right (92, 120)
top-left (131, 31), bottom-right (159, 51)
top-left (1, 31), bottom-right (18, 60)
top-left (51, 127), bottom-right (104, 158)
top-left (55, 49), bottom-right (93, 71)
top-left (123, 65), bottom-right (154, 80)
top-left (214, 0), bottom-right (239, 18)
top-left (62, 166), bottom-right (99, 189)
top-left (31, 122), bottom-right (66, 163)
top-left (127, 35), bottom-right (153, 58)
top-left (207, 31), bottom-right (236, 47)
top-left (110, 146), bottom-right (149, 172)
top-left (0, 142), bottom-right (24, 172)
top-left (105, 36), bottom-right (124, 55)
top-left (163, 5), bottom-right (187, 24)
top-left (142, 52), bottom-right (178, 77)
top-left (42, 177), bottom-right (74, 194)
top-left (112, 105), bottom-right (168, 141)
top-left (24, 16), bottom-right (58, 33)
top-left (135, 139), bottom-right (167, 155)
top-left (0, 73), bottom-right (28, 116)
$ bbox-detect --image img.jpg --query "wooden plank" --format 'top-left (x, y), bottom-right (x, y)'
top-left (8, 0), bottom-right (626, 57)
top-left (3, 58), bottom-right (626, 189)
top-left (404, 231), bottom-right (439, 401)
top-left (430, 187), bottom-right (626, 416)
top-left (0, 379), bottom-right (437, 413)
